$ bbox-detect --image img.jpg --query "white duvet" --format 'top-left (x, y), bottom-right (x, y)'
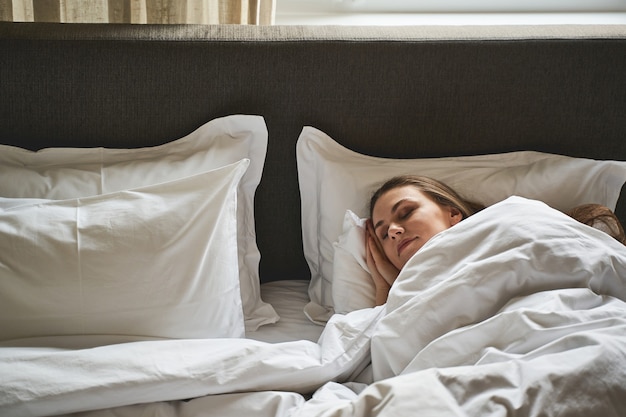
top-left (2, 197), bottom-right (626, 417)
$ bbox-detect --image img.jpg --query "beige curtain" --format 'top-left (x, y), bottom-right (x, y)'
top-left (0, 0), bottom-right (275, 25)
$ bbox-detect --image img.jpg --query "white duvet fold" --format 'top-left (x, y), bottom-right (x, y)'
top-left (0, 306), bottom-right (383, 417)
top-left (297, 333), bottom-right (626, 417)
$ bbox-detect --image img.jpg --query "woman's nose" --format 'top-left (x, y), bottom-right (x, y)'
top-left (388, 223), bottom-right (403, 239)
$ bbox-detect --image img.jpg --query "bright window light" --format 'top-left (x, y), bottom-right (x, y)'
top-left (278, 0), bottom-right (626, 14)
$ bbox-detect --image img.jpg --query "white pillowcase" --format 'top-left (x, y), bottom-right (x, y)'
top-left (296, 126), bottom-right (626, 319)
top-left (0, 115), bottom-right (278, 331)
top-left (0, 160), bottom-right (248, 341)
top-left (332, 210), bottom-right (376, 315)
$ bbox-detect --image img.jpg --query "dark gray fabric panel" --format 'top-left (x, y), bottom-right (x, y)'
top-left (1, 22), bottom-right (625, 281)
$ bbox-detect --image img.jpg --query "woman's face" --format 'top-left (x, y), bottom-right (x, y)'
top-left (371, 185), bottom-right (462, 270)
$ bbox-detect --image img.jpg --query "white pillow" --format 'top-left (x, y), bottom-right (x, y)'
top-left (332, 210), bottom-right (376, 314)
top-left (0, 115), bottom-right (278, 331)
top-left (0, 160), bottom-right (248, 342)
top-left (296, 126), bottom-right (626, 315)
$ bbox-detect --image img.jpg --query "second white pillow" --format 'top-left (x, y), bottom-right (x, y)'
top-left (0, 160), bottom-right (249, 342)
top-left (296, 126), bottom-right (626, 316)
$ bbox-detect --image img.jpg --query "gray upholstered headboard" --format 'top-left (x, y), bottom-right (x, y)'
top-left (1, 22), bottom-right (625, 282)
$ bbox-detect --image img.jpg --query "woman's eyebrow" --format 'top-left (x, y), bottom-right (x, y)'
top-left (374, 198), bottom-right (409, 231)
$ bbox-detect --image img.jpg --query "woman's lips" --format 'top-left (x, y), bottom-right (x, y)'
top-left (397, 237), bottom-right (417, 256)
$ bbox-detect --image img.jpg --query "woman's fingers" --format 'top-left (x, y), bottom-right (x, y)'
top-left (366, 235), bottom-right (393, 305)
top-left (366, 219), bottom-right (384, 254)
top-left (366, 235), bottom-right (399, 287)
top-left (365, 219), bottom-right (399, 286)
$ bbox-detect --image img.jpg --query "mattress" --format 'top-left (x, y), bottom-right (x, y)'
top-left (247, 280), bottom-right (325, 343)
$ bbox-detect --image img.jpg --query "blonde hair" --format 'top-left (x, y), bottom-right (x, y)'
top-left (369, 175), bottom-right (485, 219)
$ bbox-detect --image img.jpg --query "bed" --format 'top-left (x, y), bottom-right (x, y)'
top-left (1, 22), bottom-right (626, 417)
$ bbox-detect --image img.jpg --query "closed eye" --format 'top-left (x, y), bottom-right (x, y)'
top-left (399, 206), bottom-right (415, 220)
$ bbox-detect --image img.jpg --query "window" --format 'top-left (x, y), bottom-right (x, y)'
top-left (278, 0), bottom-right (626, 14)
top-left (276, 0), bottom-right (626, 25)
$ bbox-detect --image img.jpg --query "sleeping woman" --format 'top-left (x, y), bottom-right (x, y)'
top-left (366, 174), bottom-right (626, 305)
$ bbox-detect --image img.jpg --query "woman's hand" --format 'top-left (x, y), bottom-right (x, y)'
top-left (366, 219), bottom-right (400, 305)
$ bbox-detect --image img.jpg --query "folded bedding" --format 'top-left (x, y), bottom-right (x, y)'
top-left (2, 197), bottom-right (626, 417)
